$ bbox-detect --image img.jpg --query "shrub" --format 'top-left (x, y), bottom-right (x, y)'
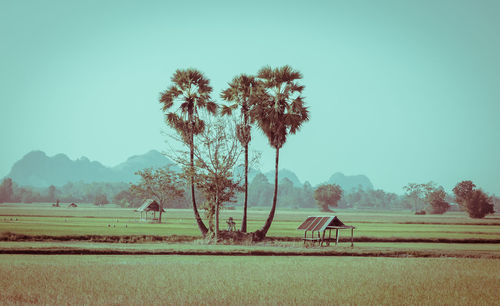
top-left (453, 181), bottom-right (495, 218)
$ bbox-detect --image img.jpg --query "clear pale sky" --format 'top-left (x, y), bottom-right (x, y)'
top-left (1, 0), bottom-right (499, 195)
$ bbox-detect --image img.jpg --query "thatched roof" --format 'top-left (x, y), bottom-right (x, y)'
top-left (297, 216), bottom-right (353, 232)
top-left (136, 199), bottom-right (165, 212)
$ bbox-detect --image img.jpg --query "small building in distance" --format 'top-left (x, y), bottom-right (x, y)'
top-left (136, 199), bottom-right (165, 223)
top-left (68, 203), bottom-right (78, 208)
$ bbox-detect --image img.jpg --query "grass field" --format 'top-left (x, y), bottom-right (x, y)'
top-left (0, 255), bottom-right (498, 305)
top-left (1, 203), bottom-right (499, 304)
top-left (1, 203), bottom-right (499, 241)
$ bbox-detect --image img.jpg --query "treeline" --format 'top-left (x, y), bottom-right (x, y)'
top-left (0, 177), bottom-right (189, 209)
top-left (244, 175), bottom-right (415, 210)
top-left (0, 178), bottom-right (129, 205)
top-left (1, 177), bottom-right (498, 216)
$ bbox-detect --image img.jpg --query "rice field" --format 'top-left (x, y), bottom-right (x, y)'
top-left (0, 255), bottom-right (498, 305)
top-left (1, 203), bottom-right (499, 305)
top-left (1, 203), bottom-right (499, 241)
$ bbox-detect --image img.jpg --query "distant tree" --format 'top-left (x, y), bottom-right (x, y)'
top-left (0, 178), bottom-right (13, 203)
top-left (252, 65), bottom-right (309, 241)
top-left (277, 178), bottom-right (296, 207)
top-left (48, 185), bottom-right (57, 202)
top-left (159, 69), bottom-right (217, 236)
top-left (113, 190), bottom-right (140, 208)
top-left (221, 74), bottom-right (262, 232)
top-left (452, 180), bottom-right (476, 204)
top-left (300, 181), bottom-right (315, 208)
top-left (314, 184), bottom-right (343, 212)
top-left (403, 183), bottom-right (426, 212)
top-left (130, 166), bottom-right (184, 223)
top-left (453, 181), bottom-right (494, 218)
top-left (17, 187), bottom-right (35, 203)
top-left (94, 194), bottom-right (109, 206)
top-left (492, 195), bottom-right (500, 212)
top-left (247, 174), bottom-right (273, 207)
top-left (425, 187), bottom-right (450, 214)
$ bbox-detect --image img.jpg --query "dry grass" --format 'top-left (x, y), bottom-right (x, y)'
top-left (0, 255), bottom-right (499, 305)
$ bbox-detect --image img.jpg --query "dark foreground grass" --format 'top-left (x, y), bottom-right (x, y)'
top-left (2, 231), bottom-right (499, 244)
top-left (0, 240), bottom-right (499, 258)
top-left (0, 255), bottom-right (498, 305)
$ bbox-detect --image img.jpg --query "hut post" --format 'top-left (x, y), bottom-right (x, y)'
top-left (351, 227), bottom-right (354, 248)
top-left (335, 229), bottom-right (339, 245)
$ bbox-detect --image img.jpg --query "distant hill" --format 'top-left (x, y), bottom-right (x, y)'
top-left (5, 150), bottom-right (375, 193)
top-left (264, 168), bottom-right (302, 187)
top-left (327, 172), bottom-right (374, 193)
top-left (6, 150), bottom-right (174, 187)
top-left (112, 150), bottom-right (176, 182)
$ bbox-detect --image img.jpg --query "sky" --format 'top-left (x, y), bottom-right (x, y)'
top-left (1, 0), bottom-right (499, 195)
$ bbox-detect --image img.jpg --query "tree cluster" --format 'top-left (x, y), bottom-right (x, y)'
top-left (453, 181), bottom-right (494, 218)
top-left (245, 174), bottom-right (314, 209)
top-left (402, 182), bottom-right (450, 214)
top-left (160, 66), bottom-right (309, 241)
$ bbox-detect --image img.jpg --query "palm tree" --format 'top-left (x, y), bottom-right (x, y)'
top-left (252, 65), bottom-right (309, 240)
top-left (220, 74), bottom-right (261, 232)
top-left (159, 68), bottom-right (217, 236)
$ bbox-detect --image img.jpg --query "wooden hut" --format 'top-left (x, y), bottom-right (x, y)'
top-left (135, 199), bottom-right (165, 223)
top-left (297, 216), bottom-right (355, 247)
top-left (68, 203), bottom-right (78, 208)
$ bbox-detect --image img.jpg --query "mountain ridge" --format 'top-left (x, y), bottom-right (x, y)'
top-left (6, 150), bottom-right (174, 187)
top-left (5, 150), bottom-right (375, 192)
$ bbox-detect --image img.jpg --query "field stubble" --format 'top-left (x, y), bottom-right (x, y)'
top-left (0, 255), bottom-right (498, 305)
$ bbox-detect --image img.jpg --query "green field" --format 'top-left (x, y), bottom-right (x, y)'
top-left (1, 203), bottom-right (499, 241)
top-left (1, 203), bottom-right (499, 304)
top-left (0, 255), bottom-right (498, 305)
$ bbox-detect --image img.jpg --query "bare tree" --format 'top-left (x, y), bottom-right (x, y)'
top-left (171, 118), bottom-right (243, 241)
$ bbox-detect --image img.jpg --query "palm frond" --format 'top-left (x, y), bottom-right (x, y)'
top-left (205, 100), bottom-right (218, 114)
top-left (159, 86), bottom-right (181, 111)
top-left (220, 104), bottom-right (237, 116)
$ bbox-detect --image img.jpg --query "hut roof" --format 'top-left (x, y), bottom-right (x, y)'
top-left (68, 203), bottom-right (78, 208)
top-left (136, 199), bottom-right (165, 212)
top-left (297, 216), bottom-right (352, 232)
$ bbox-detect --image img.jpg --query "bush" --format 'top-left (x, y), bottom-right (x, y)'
top-left (453, 181), bottom-right (495, 219)
top-left (466, 189), bottom-right (495, 218)
top-left (426, 188), bottom-right (450, 214)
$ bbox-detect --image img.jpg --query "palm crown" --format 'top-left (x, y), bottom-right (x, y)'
top-left (159, 69), bottom-right (217, 142)
top-left (254, 65), bottom-right (309, 149)
top-left (220, 74), bottom-right (262, 146)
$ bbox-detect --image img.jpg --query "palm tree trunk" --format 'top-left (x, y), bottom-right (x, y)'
top-left (241, 143), bottom-right (248, 232)
top-left (254, 147), bottom-right (279, 240)
top-left (190, 120), bottom-right (208, 236)
top-left (241, 112), bottom-right (250, 232)
top-left (159, 204), bottom-right (163, 223)
top-left (215, 193), bottom-right (220, 243)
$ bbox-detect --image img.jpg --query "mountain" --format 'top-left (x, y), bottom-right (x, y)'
top-left (6, 150), bottom-right (174, 187)
top-left (327, 172), bottom-right (374, 193)
top-left (5, 150), bottom-right (376, 193)
top-left (264, 168), bottom-right (302, 187)
top-left (112, 150), bottom-right (176, 182)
